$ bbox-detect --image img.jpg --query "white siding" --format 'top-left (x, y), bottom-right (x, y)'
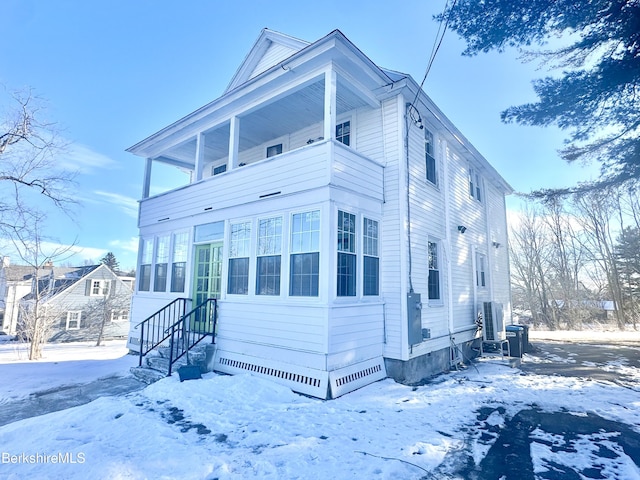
top-left (249, 42), bottom-right (299, 80)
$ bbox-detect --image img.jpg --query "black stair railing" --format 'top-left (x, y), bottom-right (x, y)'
top-left (166, 298), bottom-right (218, 376)
top-left (135, 298), bottom-right (190, 367)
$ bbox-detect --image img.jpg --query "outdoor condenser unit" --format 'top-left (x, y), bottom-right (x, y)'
top-left (481, 301), bottom-right (506, 342)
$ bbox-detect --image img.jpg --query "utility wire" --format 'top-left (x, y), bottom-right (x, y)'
top-left (411, 0), bottom-right (458, 109)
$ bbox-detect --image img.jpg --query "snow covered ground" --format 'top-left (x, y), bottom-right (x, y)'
top-left (0, 334), bottom-right (639, 479)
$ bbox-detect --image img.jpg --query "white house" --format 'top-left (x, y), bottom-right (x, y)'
top-left (126, 29), bottom-right (513, 399)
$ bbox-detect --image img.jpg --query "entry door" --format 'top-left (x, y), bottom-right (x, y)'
top-left (192, 242), bottom-right (223, 332)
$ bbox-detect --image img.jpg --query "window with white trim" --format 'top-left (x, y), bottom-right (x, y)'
top-left (425, 129), bottom-right (437, 185)
top-left (469, 167), bottom-right (482, 202)
top-left (256, 217), bottom-right (282, 296)
top-left (171, 232), bottom-right (188, 293)
top-left (228, 222), bottom-right (251, 295)
top-left (110, 310), bottom-right (129, 323)
top-left (476, 252), bottom-right (487, 287)
top-left (154, 235), bottom-right (170, 292)
top-left (66, 311), bottom-right (81, 330)
top-left (428, 240), bottom-right (441, 301)
top-left (363, 217), bottom-right (379, 296)
top-left (290, 210), bottom-right (320, 296)
top-left (139, 238), bottom-right (153, 291)
top-left (336, 121), bottom-right (350, 146)
top-left (337, 210), bottom-right (356, 297)
top-left (90, 279), bottom-right (111, 296)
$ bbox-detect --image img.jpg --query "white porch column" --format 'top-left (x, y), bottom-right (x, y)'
top-left (323, 69), bottom-right (337, 141)
top-left (195, 132), bottom-right (205, 181)
top-left (142, 158), bottom-right (152, 199)
top-left (229, 116), bottom-right (240, 169)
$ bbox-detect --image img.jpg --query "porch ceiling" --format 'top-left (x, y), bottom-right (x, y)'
top-left (156, 76), bottom-right (372, 166)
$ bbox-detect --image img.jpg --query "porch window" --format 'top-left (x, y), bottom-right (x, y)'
top-left (337, 210), bottom-right (356, 297)
top-left (256, 217), bottom-right (282, 295)
top-left (425, 129), bottom-right (437, 185)
top-left (171, 232), bottom-right (188, 293)
top-left (476, 252), bottom-right (487, 287)
top-left (138, 238), bottom-right (153, 291)
top-left (336, 121), bottom-right (350, 146)
top-left (154, 235), bottom-right (170, 292)
top-left (228, 222), bottom-right (251, 295)
top-left (66, 311), bottom-right (81, 330)
top-left (363, 218), bottom-right (379, 296)
top-left (266, 143), bottom-right (283, 158)
top-left (290, 210), bottom-right (320, 296)
top-left (428, 240), bottom-right (441, 301)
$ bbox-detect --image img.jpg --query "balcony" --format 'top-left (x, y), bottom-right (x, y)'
top-left (138, 139), bottom-right (384, 228)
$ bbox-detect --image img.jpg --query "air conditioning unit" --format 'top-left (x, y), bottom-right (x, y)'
top-left (480, 301), bottom-right (506, 342)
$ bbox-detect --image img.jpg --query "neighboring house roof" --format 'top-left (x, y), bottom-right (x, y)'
top-left (2, 265), bottom-right (38, 282)
top-left (22, 265), bottom-right (103, 301)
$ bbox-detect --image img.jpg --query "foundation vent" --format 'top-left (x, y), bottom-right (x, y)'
top-left (329, 357), bottom-right (387, 398)
top-left (214, 350), bottom-right (329, 398)
top-left (219, 357), bottom-right (321, 387)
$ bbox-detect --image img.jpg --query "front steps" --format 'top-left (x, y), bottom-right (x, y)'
top-left (131, 342), bottom-right (211, 385)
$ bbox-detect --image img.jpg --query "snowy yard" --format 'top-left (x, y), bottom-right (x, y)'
top-left (0, 333), bottom-right (639, 479)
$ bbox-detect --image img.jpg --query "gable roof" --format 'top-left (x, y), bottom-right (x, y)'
top-left (225, 29), bottom-right (309, 93)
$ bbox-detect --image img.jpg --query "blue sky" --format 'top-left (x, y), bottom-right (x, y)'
top-left (1, 0), bottom-right (598, 270)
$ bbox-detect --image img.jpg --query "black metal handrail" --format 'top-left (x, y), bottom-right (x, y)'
top-left (166, 298), bottom-right (218, 376)
top-left (135, 297), bottom-right (190, 367)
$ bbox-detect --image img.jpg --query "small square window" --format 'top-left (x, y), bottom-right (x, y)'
top-left (212, 164), bottom-right (227, 175)
top-left (266, 144), bottom-right (283, 158)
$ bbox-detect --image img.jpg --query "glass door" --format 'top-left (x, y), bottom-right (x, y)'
top-left (192, 242), bottom-right (223, 332)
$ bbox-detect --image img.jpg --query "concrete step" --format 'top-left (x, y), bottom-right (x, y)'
top-left (130, 366), bottom-right (165, 385)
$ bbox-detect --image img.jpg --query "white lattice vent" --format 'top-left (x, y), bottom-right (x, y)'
top-left (214, 351), bottom-right (329, 398)
top-left (329, 357), bottom-right (387, 398)
top-left (218, 357), bottom-right (322, 388)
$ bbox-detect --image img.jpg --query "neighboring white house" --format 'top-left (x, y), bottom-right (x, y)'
top-left (126, 29), bottom-right (513, 399)
top-left (0, 257), bottom-right (36, 335)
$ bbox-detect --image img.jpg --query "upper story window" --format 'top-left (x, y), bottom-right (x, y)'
top-left (336, 121), bottom-right (350, 146)
top-left (212, 164), bottom-right (227, 176)
top-left (89, 279), bottom-right (111, 296)
top-left (290, 210), bottom-right (320, 296)
top-left (425, 129), bottom-right (437, 185)
top-left (469, 167), bottom-right (483, 202)
top-left (266, 143), bottom-right (283, 158)
top-left (337, 210), bottom-right (356, 297)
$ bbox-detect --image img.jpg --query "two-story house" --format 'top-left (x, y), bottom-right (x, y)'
top-left (126, 29), bottom-right (513, 399)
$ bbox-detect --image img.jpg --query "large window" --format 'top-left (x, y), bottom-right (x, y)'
top-left (337, 210), bottom-right (356, 297)
top-left (171, 232), bottom-right (189, 292)
top-left (290, 210), bottom-right (320, 296)
top-left (256, 217), bottom-right (282, 295)
top-left (154, 235), bottom-right (170, 292)
top-left (139, 238), bottom-right (153, 291)
top-left (425, 129), bottom-right (437, 185)
top-left (363, 218), bottom-right (379, 296)
top-left (336, 121), bottom-right (350, 146)
top-left (428, 240), bottom-right (441, 301)
top-left (228, 222), bottom-right (251, 294)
